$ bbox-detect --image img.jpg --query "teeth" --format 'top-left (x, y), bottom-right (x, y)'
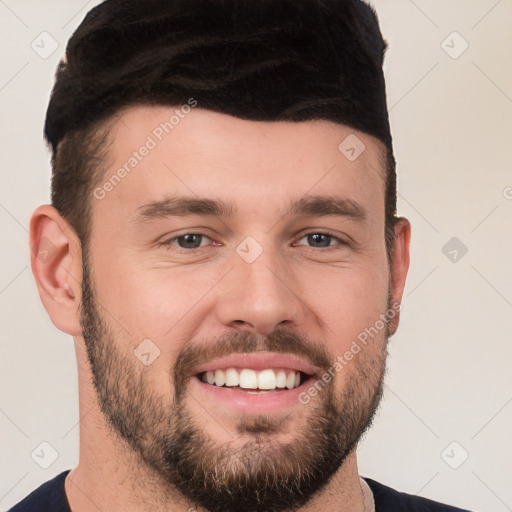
top-left (214, 369), bottom-right (226, 387)
top-left (225, 368), bottom-right (239, 386)
top-left (276, 371), bottom-right (287, 388)
top-left (200, 368), bottom-right (304, 390)
top-left (240, 369), bottom-right (258, 389)
top-left (258, 369), bottom-right (276, 390)
top-left (285, 371), bottom-right (296, 389)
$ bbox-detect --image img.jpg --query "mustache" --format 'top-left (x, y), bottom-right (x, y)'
top-left (172, 329), bottom-right (333, 399)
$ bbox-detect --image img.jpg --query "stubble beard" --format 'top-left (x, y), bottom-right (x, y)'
top-left (79, 251), bottom-right (388, 512)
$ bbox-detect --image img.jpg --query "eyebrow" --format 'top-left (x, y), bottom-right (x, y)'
top-left (134, 196), bottom-right (236, 222)
top-left (288, 195), bottom-right (366, 221)
top-left (133, 194), bottom-right (367, 223)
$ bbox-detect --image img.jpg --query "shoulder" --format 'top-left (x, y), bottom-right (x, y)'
top-left (363, 477), bottom-right (474, 512)
top-left (7, 470), bottom-right (71, 512)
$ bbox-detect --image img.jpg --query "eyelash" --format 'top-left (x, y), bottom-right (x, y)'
top-left (160, 230), bottom-right (347, 252)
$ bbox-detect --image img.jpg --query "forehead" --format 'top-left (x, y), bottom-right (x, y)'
top-left (92, 105), bottom-right (386, 224)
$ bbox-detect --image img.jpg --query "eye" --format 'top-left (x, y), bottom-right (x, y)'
top-left (294, 231), bottom-right (346, 249)
top-left (162, 233), bottom-right (213, 250)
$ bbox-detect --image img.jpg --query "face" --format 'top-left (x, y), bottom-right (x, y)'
top-left (79, 106), bottom-right (402, 512)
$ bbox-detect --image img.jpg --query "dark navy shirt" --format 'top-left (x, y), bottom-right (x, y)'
top-left (8, 470), bottom-right (473, 511)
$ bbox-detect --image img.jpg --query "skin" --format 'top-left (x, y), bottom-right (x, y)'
top-left (30, 106), bottom-right (410, 512)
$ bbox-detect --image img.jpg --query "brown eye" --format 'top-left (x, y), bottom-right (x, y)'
top-left (176, 234), bottom-right (205, 248)
top-left (162, 233), bottom-right (212, 250)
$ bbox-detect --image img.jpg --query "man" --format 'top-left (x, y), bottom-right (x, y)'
top-left (11, 0), bottom-right (471, 510)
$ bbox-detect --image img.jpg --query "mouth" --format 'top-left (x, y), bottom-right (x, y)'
top-left (197, 367), bottom-right (310, 393)
top-left (189, 353), bottom-right (317, 413)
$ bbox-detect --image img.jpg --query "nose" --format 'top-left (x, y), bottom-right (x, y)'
top-left (214, 244), bottom-right (305, 335)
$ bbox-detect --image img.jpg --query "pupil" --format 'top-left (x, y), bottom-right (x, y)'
top-left (179, 234), bottom-right (201, 248)
top-left (308, 234), bottom-right (330, 247)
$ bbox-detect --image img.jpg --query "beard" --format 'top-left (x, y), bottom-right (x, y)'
top-left (79, 250), bottom-right (388, 512)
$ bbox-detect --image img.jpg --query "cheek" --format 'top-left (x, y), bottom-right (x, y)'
top-left (299, 261), bottom-right (389, 355)
top-left (91, 253), bottom-right (218, 365)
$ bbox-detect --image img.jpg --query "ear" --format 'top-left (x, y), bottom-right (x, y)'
top-left (387, 217), bottom-right (411, 336)
top-left (29, 205), bottom-right (83, 336)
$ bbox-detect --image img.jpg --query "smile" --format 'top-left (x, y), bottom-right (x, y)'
top-left (198, 367), bottom-right (308, 392)
top-left (189, 353), bottom-right (318, 412)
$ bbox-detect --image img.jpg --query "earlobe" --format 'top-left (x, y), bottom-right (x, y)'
top-left (388, 217), bottom-right (411, 335)
top-left (29, 205), bottom-right (83, 336)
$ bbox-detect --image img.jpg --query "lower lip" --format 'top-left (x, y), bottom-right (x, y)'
top-left (189, 376), bottom-right (313, 414)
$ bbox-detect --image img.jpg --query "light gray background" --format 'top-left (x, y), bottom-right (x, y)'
top-left (1, 1), bottom-right (511, 511)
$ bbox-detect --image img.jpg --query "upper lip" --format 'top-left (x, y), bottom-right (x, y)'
top-left (191, 353), bottom-right (317, 377)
